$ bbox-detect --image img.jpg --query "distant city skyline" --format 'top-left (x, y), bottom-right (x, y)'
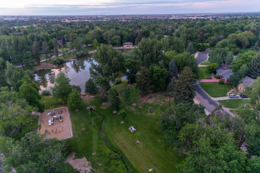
top-left (1, 0), bottom-right (260, 15)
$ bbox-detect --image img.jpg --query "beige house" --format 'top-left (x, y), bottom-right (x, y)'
top-left (237, 76), bottom-right (255, 93)
top-left (123, 42), bottom-right (133, 47)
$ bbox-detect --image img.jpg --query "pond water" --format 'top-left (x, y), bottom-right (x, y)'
top-left (32, 56), bottom-right (93, 93)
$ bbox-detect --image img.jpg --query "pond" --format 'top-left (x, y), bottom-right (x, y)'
top-left (32, 55), bottom-right (93, 93)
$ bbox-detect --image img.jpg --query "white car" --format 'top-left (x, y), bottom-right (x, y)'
top-left (229, 94), bottom-right (239, 98)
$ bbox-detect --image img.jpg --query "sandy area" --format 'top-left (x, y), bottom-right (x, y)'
top-left (66, 152), bottom-right (93, 173)
top-left (39, 107), bottom-right (73, 140)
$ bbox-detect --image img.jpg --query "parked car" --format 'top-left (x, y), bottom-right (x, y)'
top-left (240, 93), bottom-right (248, 98)
top-left (229, 94), bottom-right (239, 98)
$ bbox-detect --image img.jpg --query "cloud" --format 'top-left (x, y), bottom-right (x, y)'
top-left (0, 0), bottom-right (259, 15)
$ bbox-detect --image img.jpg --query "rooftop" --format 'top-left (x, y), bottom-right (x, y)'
top-left (240, 76), bottom-right (255, 88)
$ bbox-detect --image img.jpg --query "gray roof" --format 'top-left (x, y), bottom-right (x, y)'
top-left (123, 42), bottom-right (133, 44)
top-left (240, 76), bottom-right (255, 88)
top-left (216, 69), bottom-right (233, 80)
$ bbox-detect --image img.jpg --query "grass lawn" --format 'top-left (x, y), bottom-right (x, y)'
top-left (218, 99), bottom-right (249, 109)
top-left (43, 81), bottom-right (185, 173)
top-left (40, 96), bottom-right (64, 110)
top-left (199, 82), bottom-right (233, 97)
top-left (241, 48), bottom-right (249, 54)
top-left (199, 67), bottom-right (211, 79)
top-left (200, 61), bottom-right (211, 65)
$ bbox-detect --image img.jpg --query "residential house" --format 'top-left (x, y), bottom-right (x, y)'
top-left (216, 65), bottom-right (233, 83)
top-left (237, 76), bottom-right (255, 93)
top-left (123, 42), bottom-right (133, 47)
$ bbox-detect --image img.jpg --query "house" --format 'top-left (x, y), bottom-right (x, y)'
top-left (237, 76), bottom-right (255, 93)
top-left (216, 65), bottom-right (233, 83)
top-left (123, 42), bottom-right (133, 47)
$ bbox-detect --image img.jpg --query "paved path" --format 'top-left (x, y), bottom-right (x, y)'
top-left (200, 75), bottom-right (220, 83)
top-left (196, 52), bottom-right (209, 65)
top-left (212, 97), bottom-right (249, 101)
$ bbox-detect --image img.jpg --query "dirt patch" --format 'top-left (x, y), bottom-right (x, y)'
top-left (140, 92), bottom-right (164, 103)
top-left (39, 107), bottom-right (73, 140)
top-left (66, 152), bottom-right (93, 173)
top-left (33, 63), bottom-right (55, 72)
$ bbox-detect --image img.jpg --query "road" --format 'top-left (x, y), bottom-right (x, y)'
top-left (195, 52), bottom-right (233, 116)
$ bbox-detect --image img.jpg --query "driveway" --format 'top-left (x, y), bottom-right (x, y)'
top-left (196, 52), bottom-right (209, 65)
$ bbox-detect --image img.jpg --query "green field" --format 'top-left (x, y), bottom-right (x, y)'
top-left (218, 99), bottom-right (249, 109)
top-left (199, 67), bottom-right (211, 79)
top-left (200, 61), bottom-right (211, 65)
top-left (199, 82), bottom-right (233, 97)
top-left (43, 82), bottom-right (185, 173)
top-left (241, 48), bottom-right (249, 54)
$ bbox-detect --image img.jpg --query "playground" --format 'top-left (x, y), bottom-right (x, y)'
top-left (39, 107), bottom-right (73, 140)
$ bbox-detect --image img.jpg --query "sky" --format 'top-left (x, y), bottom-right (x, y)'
top-left (0, 0), bottom-right (260, 15)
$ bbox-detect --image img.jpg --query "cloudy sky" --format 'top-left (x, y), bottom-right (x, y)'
top-left (0, 0), bottom-right (259, 15)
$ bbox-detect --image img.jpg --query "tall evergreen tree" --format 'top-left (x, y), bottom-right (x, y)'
top-left (173, 66), bottom-right (195, 103)
top-left (136, 67), bottom-right (151, 96)
top-left (108, 89), bottom-right (120, 111)
top-left (32, 40), bottom-right (40, 65)
top-left (247, 54), bottom-right (260, 79)
top-left (168, 59), bottom-right (178, 83)
top-left (186, 42), bottom-right (194, 54)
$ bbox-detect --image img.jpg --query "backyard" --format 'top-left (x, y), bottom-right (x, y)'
top-left (200, 60), bottom-right (211, 65)
top-left (41, 82), bottom-right (185, 173)
top-left (199, 82), bottom-right (233, 97)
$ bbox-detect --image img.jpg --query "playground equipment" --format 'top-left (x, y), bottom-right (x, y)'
top-left (48, 110), bottom-right (63, 125)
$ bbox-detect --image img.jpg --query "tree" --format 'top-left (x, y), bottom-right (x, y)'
top-left (128, 83), bottom-right (140, 103)
top-left (71, 85), bottom-right (81, 93)
top-left (231, 51), bottom-right (257, 72)
top-left (215, 39), bottom-right (229, 48)
top-left (53, 38), bottom-right (59, 57)
top-left (124, 58), bottom-right (139, 84)
top-left (96, 77), bottom-right (110, 100)
top-left (90, 44), bottom-right (125, 81)
top-left (5, 62), bottom-right (25, 91)
top-left (19, 76), bottom-right (44, 113)
top-left (209, 48), bottom-right (233, 65)
top-left (186, 42), bottom-right (194, 54)
top-left (42, 41), bottom-right (50, 63)
top-left (167, 77), bottom-right (176, 96)
top-left (247, 54), bottom-right (260, 79)
top-left (32, 40), bottom-right (40, 65)
top-left (207, 63), bottom-right (219, 73)
top-left (119, 109), bottom-right (126, 119)
top-left (0, 87), bottom-right (34, 137)
top-left (149, 65), bottom-right (168, 91)
top-left (229, 64), bottom-right (248, 86)
top-left (67, 89), bottom-right (83, 110)
top-left (173, 66), bottom-right (195, 103)
top-left (93, 39), bottom-right (99, 48)
top-left (0, 132), bottom-right (72, 172)
top-left (168, 59), bottom-right (178, 83)
top-left (132, 38), bottom-right (165, 68)
top-left (160, 102), bottom-right (205, 150)
top-left (108, 89), bottom-right (120, 111)
top-left (169, 52), bottom-right (200, 79)
top-left (51, 73), bottom-right (72, 102)
top-left (71, 37), bottom-right (82, 52)
top-left (136, 67), bottom-right (151, 96)
top-left (85, 78), bottom-right (98, 94)
top-left (245, 76), bottom-right (260, 110)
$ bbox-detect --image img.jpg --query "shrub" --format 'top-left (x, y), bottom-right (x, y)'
top-left (119, 109), bottom-right (126, 119)
top-left (41, 90), bottom-right (51, 96)
top-left (115, 78), bottom-right (122, 84)
top-left (197, 43), bottom-right (208, 52)
top-left (52, 57), bottom-right (64, 65)
top-left (214, 74), bottom-right (220, 79)
top-left (219, 79), bottom-right (224, 84)
top-left (207, 63), bottom-right (219, 73)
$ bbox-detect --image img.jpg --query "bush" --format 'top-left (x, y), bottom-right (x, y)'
top-left (219, 79), bottom-right (224, 84)
top-left (52, 57), bottom-right (64, 65)
top-left (197, 43), bottom-right (208, 52)
top-left (207, 63), bottom-right (219, 73)
top-left (41, 90), bottom-right (51, 96)
top-left (115, 78), bottom-right (122, 84)
top-left (214, 74), bottom-right (220, 79)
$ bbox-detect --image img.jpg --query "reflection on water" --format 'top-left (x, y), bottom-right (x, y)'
top-left (32, 56), bottom-right (93, 93)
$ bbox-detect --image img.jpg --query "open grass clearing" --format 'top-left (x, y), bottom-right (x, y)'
top-left (199, 67), bottom-right (211, 79)
top-left (218, 99), bottom-right (249, 109)
top-left (241, 48), bottom-right (249, 54)
top-left (199, 82), bottom-right (233, 97)
top-left (200, 60), bottom-right (211, 65)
